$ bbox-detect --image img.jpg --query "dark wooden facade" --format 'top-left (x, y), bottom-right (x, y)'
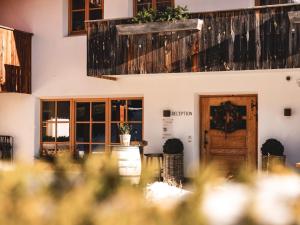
top-left (0, 26), bottom-right (32, 94)
top-left (87, 4), bottom-right (300, 76)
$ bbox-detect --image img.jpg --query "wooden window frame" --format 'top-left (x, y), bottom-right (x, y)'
top-left (68, 0), bottom-right (104, 36)
top-left (109, 97), bottom-right (144, 144)
top-left (40, 99), bottom-right (73, 156)
top-left (133, 0), bottom-right (175, 16)
top-left (40, 97), bottom-right (144, 156)
top-left (74, 99), bottom-right (109, 154)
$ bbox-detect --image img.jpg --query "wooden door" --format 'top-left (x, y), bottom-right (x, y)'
top-left (200, 95), bottom-right (257, 175)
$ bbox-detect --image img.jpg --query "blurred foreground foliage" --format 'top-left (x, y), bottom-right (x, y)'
top-left (0, 154), bottom-right (299, 225)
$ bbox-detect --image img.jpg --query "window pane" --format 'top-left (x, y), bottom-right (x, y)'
top-left (92, 144), bottom-right (105, 153)
top-left (76, 123), bottom-right (90, 142)
top-left (56, 144), bottom-right (70, 154)
top-left (42, 123), bottom-right (56, 142)
top-left (42, 144), bottom-right (56, 157)
top-left (76, 144), bottom-right (89, 158)
top-left (76, 102), bottom-right (90, 121)
top-left (136, 0), bottom-right (152, 13)
top-left (130, 123), bottom-right (143, 142)
top-left (90, 1), bottom-right (102, 9)
top-left (111, 100), bottom-right (126, 121)
top-left (89, 9), bottom-right (102, 20)
top-left (92, 124), bottom-right (105, 143)
top-left (92, 102), bottom-right (105, 121)
top-left (42, 102), bottom-right (55, 122)
top-left (128, 100), bottom-right (143, 121)
top-left (111, 123), bottom-right (120, 143)
top-left (57, 123), bottom-right (70, 142)
top-left (57, 101), bottom-right (70, 121)
top-left (72, 0), bottom-right (85, 10)
top-left (72, 11), bottom-right (85, 31)
top-left (157, 0), bottom-right (172, 11)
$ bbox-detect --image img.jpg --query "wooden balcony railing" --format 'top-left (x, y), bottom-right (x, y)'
top-left (87, 4), bottom-right (300, 76)
top-left (0, 26), bottom-right (32, 94)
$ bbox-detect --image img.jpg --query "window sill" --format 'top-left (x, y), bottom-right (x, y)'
top-left (67, 31), bottom-right (87, 37)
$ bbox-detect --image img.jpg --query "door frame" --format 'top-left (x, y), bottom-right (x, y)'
top-left (199, 94), bottom-right (258, 169)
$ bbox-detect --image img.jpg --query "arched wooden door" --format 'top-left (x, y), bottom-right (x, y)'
top-left (200, 95), bottom-right (258, 175)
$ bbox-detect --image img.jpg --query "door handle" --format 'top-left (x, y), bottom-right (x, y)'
top-left (204, 130), bottom-right (209, 149)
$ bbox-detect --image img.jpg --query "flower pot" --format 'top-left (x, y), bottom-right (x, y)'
top-left (120, 134), bottom-right (131, 146)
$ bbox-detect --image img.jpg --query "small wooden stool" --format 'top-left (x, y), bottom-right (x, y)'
top-left (144, 153), bottom-right (163, 180)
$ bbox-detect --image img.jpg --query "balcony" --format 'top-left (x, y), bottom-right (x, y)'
top-left (86, 4), bottom-right (300, 77)
top-left (0, 26), bottom-right (32, 94)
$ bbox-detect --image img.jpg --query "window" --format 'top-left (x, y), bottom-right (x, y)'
top-left (41, 100), bottom-right (71, 157)
top-left (110, 98), bottom-right (143, 144)
top-left (75, 100), bottom-right (107, 157)
top-left (255, 0), bottom-right (294, 6)
top-left (69, 0), bottom-right (104, 35)
top-left (40, 98), bottom-right (143, 157)
top-left (134, 0), bottom-right (174, 15)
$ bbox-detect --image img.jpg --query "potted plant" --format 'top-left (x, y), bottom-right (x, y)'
top-left (118, 123), bottom-right (132, 146)
top-left (163, 138), bottom-right (184, 184)
top-left (116, 6), bottom-right (203, 35)
top-left (261, 139), bottom-right (286, 171)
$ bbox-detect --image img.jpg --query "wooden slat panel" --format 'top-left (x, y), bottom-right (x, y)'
top-left (86, 4), bottom-right (300, 76)
top-left (0, 27), bottom-right (32, 93)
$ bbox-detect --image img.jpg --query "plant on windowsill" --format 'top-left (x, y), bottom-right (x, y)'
top-left (116, 6), bottom-right (203, 35)
top-left (261, 139), bottom-right (286, 171)
top-left (163, 138), bottom-right (184, 184)
top-left (118, 123), bottom-right (132, 146)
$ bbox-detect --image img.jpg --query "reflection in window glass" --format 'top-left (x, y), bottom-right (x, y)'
top-left (72, 11), bottom-right (85, 31)
top-left (76, 123), bottom-right (90, 142)
top-left (42, 123), bottom-right (56, 142)
top-left (89, 9), bottom-right (102, 20)
top-left (130, 123), bottom-right (143, 142)
top-left (111, 100), bottom-right (126, 121)
top-left (42, 102), bottom-right (55, 122)
top-left (92, 102), bottom-right (105, 121)
top-left (136, 0), bottom-right (152, 13)
top-left (89, 1), bottom-right (101, 8)
top-left (76, 102), bottom-right (90, 121)
top-left (156, 0), bottom-right (173, 11)
top-left (42, 144), bottom-right (56, 157)
top-left (92, 124), bottom-right (105, 143)
top-left (57, 123), bottom-right (70, 142)
top-left (111, 123), bottom-right (120, 143)
top-left (57, 101), bottom-right (70, 121)
top-left (57, 144), bottom-right (70, 153)
top-left (72, 0), bottom-right (85, 10)
top-left (76, 144), bottom-right (89, 158)
top-left (128, 100), bottom-right (143, 121)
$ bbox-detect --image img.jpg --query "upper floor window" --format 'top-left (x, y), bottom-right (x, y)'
top-left (255, 0), bottom-right (295, 6)
top-left (134, 0), bottom-right (174, 15)
top-left (69, 0), bottom-right (104, 35)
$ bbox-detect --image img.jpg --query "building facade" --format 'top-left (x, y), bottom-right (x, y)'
top-left (0, 0), bottom-right (300, 175)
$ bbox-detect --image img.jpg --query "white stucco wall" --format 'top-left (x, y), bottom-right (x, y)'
top-left (175, 0), bottom-right (254, 13)
top-left (1, 0), bottom-right (300, 174)
top-left (0, 94), bottom-right (37, 163)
